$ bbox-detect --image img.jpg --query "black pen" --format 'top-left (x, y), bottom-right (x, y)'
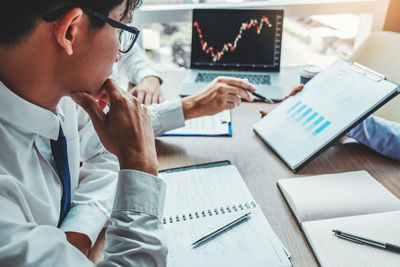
top-left (333, 229), bottom-right (400, 253)
top-left (192, 212), bottom-right (251, 248)
top-left (248, 90), bottom-right (274, 104)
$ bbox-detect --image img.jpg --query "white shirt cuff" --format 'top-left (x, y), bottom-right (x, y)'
top-left (148, 99), bottom-right (186, 136)
top-left (132, 69), bottom-right (162, 85)
top-left (114, 169), bottom-right (166, 219)
top-left (60, 204), bottom-right (108, 247)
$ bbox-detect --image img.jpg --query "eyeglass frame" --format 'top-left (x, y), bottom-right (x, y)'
top-left (42, 6), bottom-right (140, 54)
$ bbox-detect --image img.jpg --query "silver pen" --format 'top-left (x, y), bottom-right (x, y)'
top-left (333, 229), bottom-right (400, 253)
top-left (191, 211), bottom-right (251, 248)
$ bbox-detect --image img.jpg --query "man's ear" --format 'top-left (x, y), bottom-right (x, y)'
top-left (53, 8), bottom-right (84, 56)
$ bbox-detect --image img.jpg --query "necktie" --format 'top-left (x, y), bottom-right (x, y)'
top-left (51, 125), bottom-right (71, 227)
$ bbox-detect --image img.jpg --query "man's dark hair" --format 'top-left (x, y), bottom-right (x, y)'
top-left (0, 0), bottom-right (141, 47)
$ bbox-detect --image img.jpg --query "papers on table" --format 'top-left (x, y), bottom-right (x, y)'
top-left (163, 110), bottom-right (232, 136)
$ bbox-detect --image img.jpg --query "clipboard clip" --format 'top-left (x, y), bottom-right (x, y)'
top-left (349, 62), bottom-right (385, 82)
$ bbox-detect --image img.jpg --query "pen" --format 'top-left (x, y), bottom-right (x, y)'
top-left (192, 211), bottom-right (251, 248)
top-left (248, 90), bottom-right (274, 104)
top-left (333, 229), bottom-right (400, 253)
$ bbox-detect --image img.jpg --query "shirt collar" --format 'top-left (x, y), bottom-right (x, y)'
top-left (0, 81), bottom-right (61, 140)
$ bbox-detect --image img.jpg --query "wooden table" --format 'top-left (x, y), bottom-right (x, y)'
top-left (156, 70), bottom-right (400, 267)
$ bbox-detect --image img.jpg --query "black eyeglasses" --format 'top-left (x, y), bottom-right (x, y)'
top-left (83, 8), bottom-right (140, 53)
top-left (43, 6), bottom-right (140, 53)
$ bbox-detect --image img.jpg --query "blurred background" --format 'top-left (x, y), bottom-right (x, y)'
top-left (130, 0), bottom-right (398, 72)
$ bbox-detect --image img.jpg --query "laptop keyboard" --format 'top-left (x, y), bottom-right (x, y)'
top-left (195, 72), bottom-right (271, 85)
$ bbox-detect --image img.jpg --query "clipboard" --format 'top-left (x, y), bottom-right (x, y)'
top-left (253, 58), bottom-right (400, 173)
top-left (162, 110), bottom-right (232, 137)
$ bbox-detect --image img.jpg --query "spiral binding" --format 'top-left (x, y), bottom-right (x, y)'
top-left (163, 201), bottom-right (256, 224)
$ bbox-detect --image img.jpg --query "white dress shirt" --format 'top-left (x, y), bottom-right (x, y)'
top-left (0, 81), bottom-right (184, 266)
top-left (114, 44), bottom-right (161, 85)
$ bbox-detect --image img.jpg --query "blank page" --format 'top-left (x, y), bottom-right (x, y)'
top-left (303, 211), bottom-right (400, 267)
top-left (278, 170), bottom-right (400, 223)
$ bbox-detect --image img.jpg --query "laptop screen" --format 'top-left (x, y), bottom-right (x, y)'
top-left (190, 9), bottom-right (283, 72)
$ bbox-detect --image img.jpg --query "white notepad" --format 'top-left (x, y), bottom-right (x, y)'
top-left (278, 171), bottom-right (400, 267)
top-left (163, 110), bottom-right (231, 136)
top-left (254, 58), bottom-right (399, 172)
top-left (160, 162), bottom-right (291, 267)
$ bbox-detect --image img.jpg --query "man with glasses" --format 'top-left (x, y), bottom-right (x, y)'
top-left (0, 0), bottom-right (255, 266)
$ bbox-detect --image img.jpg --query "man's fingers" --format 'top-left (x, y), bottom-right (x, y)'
top-left (227, 87), bottom-right (254, 102)
top-left (225, 94), bottom-right (242, 107)
top-left (144, 92), bottom-right (152, 106)
top-left (136, 90), bottom-right (145, 104)
top-left (103, 80), bottom-right (125, 108)
top-left (71, 92), bottom-right (105, 127)
top-left (215, 76), bottom-right (257, 92)
top-left (152, 94), bottom-right (160, 105)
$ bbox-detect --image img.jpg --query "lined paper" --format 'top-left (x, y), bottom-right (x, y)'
top-left (160, 164), bottom-right (291, 267)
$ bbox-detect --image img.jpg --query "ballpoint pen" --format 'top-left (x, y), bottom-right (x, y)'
top-left (332, 229), bottom-right (400, 253)
top-left (191, 211), bottom-right (251, 248)
top-left (248, 90), bottom-right (274, 104)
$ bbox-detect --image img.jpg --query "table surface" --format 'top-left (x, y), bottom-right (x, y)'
top-left (155, 69), bottom-right (400, 267)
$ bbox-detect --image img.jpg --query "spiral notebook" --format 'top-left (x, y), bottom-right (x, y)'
top-left (159, 161), bottom-right (291, 267)
top-left (163, 110), bottom-right (232, 136)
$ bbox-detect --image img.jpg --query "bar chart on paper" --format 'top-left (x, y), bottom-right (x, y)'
top-left (253, 95), bottom-right (340, 171)
top-left (287, 100), bottom-right (331, 136)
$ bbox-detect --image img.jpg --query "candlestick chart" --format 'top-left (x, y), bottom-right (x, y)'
top-left (193, 16), bottom-right (272, 63)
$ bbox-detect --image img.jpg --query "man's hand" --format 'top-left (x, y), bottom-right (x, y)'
top-left (66, 232), bottom-right (91, 257)
top-left (128, 76), bottom-right (163, 105)
top-left (71, 79), bottom-right (158, 176)
top-left (182, 76), bottom-right (256, 120)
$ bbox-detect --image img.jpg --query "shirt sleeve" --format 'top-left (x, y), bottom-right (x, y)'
top-left (147, 99), bottom-right (186, 136)
top-left (346, 116), bottom-right (400, 161)
top-left (98, 170), bottom-right (167, 267)
top-left (0, 170), bottom-right (167, 266)
top-left (116, 44), bottom-right (162, 85)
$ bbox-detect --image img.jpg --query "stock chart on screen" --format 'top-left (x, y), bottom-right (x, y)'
top-left (191, 9), bottom-right (283, 71)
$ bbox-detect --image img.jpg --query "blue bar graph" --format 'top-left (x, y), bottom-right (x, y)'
top-left (313, 121), bottom-right (331, 135)
top-left (302, 112), bottom-right (318, 126)
top-left (287, 101), bottom-right (302, 113)
top-left (291, 104), bottom-right (307, 118)
top-left (296, 108), bottom-right (312, 122)
top-left (285, 101), bottom-right (331, 135)
top-left (307, 116), bottom-right (324, 131)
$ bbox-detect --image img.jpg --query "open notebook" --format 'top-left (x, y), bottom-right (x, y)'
top-left (163, 110), bottom-right (231, 136)
top-left (278, 171), bottom-right (400, 267)
top-left (160, 161), bottom-right (291, 267)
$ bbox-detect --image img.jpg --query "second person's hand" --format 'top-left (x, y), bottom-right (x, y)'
top-left (128, 76), bottom-right (163, 105)
top-left (182, 76), bottom-right (256, 120)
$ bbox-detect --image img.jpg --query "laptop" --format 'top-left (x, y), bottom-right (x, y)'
top-left (180, 9), bottom-right (285, 101)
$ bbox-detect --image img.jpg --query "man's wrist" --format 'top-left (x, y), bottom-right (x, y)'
top-left (141, 75), bottom-right (162, 86)
top-left (182, 95), bottom-right (201, 120)
top-left (66, 232), bottom-right (91, 257)
top-left (118, 157), bottom-right (159, 176)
